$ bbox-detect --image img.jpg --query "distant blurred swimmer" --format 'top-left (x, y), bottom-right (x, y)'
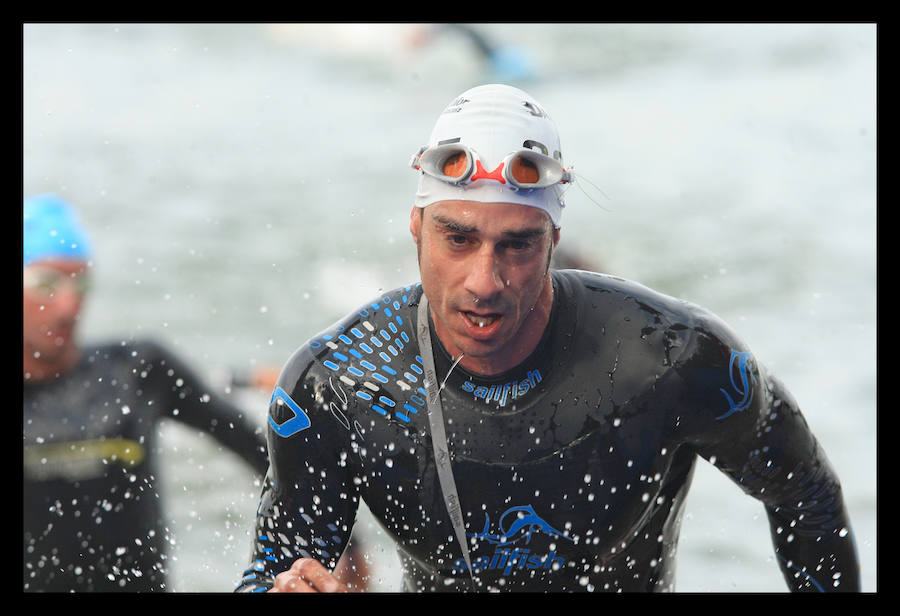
top-left (435, 24), bottom-right (535, 81)
top-left (22, 194), bottom-right (269, 592)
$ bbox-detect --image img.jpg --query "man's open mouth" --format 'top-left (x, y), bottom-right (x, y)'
top-left (463, 312), bottom-right (499, 328)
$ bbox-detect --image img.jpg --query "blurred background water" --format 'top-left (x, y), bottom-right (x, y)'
top-left (23, 22), bottom-right (876, 592)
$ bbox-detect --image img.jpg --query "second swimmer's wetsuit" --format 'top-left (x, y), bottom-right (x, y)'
top-left (237, 270), bottom-right (859, 592)
top-left (24, 340), bottom-right (268, 592)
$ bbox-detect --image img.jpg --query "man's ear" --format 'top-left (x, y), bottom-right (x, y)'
top-left (409, 206), bottom-right (422, 245)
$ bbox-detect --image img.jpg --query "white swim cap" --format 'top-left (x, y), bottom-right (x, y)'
top-left (411, 84), bottom-right (570, 227)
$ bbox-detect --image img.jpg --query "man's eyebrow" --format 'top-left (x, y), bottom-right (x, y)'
top-left (430, 214), bottom-right (547, 239)
top-left (502, 227), bottom-right (546, 240)
top-left (432, 214), bottom-right (477, 234)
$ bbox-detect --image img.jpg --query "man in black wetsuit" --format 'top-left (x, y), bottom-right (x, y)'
top-left (237, 84), bottom-right (860, 593)
top-left (23, 194), bottom-right (269, 592)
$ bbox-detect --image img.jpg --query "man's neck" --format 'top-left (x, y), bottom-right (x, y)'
top-left (23, 346), bottom-right (80, 383)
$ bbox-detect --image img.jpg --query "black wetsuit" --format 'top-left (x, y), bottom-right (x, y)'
top-left (23, 340), bottom-right (268, 592)
top-left (236, 270), bottom-right (859, 593)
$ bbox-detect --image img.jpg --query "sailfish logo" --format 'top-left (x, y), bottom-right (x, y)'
top-left (716, 350), bottom-right (757, 420)
top-left (468, 505), bottom-right (573, 547)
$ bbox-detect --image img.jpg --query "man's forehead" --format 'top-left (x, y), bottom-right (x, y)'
top-left (24, 258), bottom-right (90, 275)
top-left (425, 201), bottom-right (553, 234)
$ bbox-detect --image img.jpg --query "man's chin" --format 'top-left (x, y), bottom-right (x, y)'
top-left (445, 334), bottom-right (514, 373)
top-left (30, 330), bottom-right (78, 358)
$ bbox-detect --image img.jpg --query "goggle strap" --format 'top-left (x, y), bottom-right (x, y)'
top-left (409, 144), bottom-right (428, 170)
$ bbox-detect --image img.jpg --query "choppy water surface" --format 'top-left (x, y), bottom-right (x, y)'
top-left (23, 23), bottom-right (876, 592)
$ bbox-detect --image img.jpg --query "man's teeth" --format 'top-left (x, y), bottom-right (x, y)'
top-left (465, 313), bottom-right (497, 327)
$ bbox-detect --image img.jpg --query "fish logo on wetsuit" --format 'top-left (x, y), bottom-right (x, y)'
top-left (469, 505), bottom-right (574, 547)
top-left (717, 350), bottom-right (757, 420)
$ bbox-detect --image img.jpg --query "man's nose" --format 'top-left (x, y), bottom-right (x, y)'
top-left (51, 283), bottom-right (84, 317)
top-left (464, 245), bottom-right (505, 302)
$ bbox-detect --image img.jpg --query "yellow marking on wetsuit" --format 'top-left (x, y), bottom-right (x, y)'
top-left (24, 438), bottom-right (146, 473)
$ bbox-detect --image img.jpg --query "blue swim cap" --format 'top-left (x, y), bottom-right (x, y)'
top-left (23, 194), bottom-right (92, 266)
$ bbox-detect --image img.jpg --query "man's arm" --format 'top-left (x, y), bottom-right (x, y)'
top-left (746, 373), bottom-right (859, 592)
top-left (235, 345), bottom-right (361, 592)
top-left (676, 314), bottom-right (860, 592)
top-left (132, 339), bottom-right (269, 475)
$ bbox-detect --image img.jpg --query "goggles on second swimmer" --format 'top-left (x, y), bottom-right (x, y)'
top-left (410, 143), bottom-right (574, 190)
top-left (23, 264), bottom-right (90, 300)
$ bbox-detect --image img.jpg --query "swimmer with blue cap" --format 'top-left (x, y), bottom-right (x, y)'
top-left (23, 194), bottom-right (92, 381)
top-left (23, 194), bottom-right (272, 592)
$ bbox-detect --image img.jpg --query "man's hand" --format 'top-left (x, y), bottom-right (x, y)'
top-left (268, 558), bottom-right (349, 593)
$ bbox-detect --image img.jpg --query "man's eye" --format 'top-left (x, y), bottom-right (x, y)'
top-left (448, 234), bottom-right (468, 245)
top-left (501, 240), bottom-right (532, 252)
top-left (25, 275), bottom-right (62, 296)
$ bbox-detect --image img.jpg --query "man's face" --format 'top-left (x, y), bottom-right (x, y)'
top-left (410, 200), bottom-right (559, 375)
top-left (23, 259), bottom-right (88, 365)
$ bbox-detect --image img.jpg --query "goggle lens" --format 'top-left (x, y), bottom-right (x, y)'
top-left (509, 155), bottom-right (540, 185)
top-left (441, 152), bottom-right (470, 180)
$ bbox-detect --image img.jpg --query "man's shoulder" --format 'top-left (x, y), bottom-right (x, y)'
top-left (554, 269), bottom-right (708, 322)
top-left (554, 269), bottom-right (748, 357)
top-left (81, 338), bottom-right (174, 365)
top-left (304, 282), bottom-right (422, 352)
top-left (277, 282), bottom-right (424, 389)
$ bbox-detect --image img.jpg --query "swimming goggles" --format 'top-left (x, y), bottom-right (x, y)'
top-left (410, 143), bottom-right (573, 190)
top-left (23, 265), bottom-right (90, 299)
